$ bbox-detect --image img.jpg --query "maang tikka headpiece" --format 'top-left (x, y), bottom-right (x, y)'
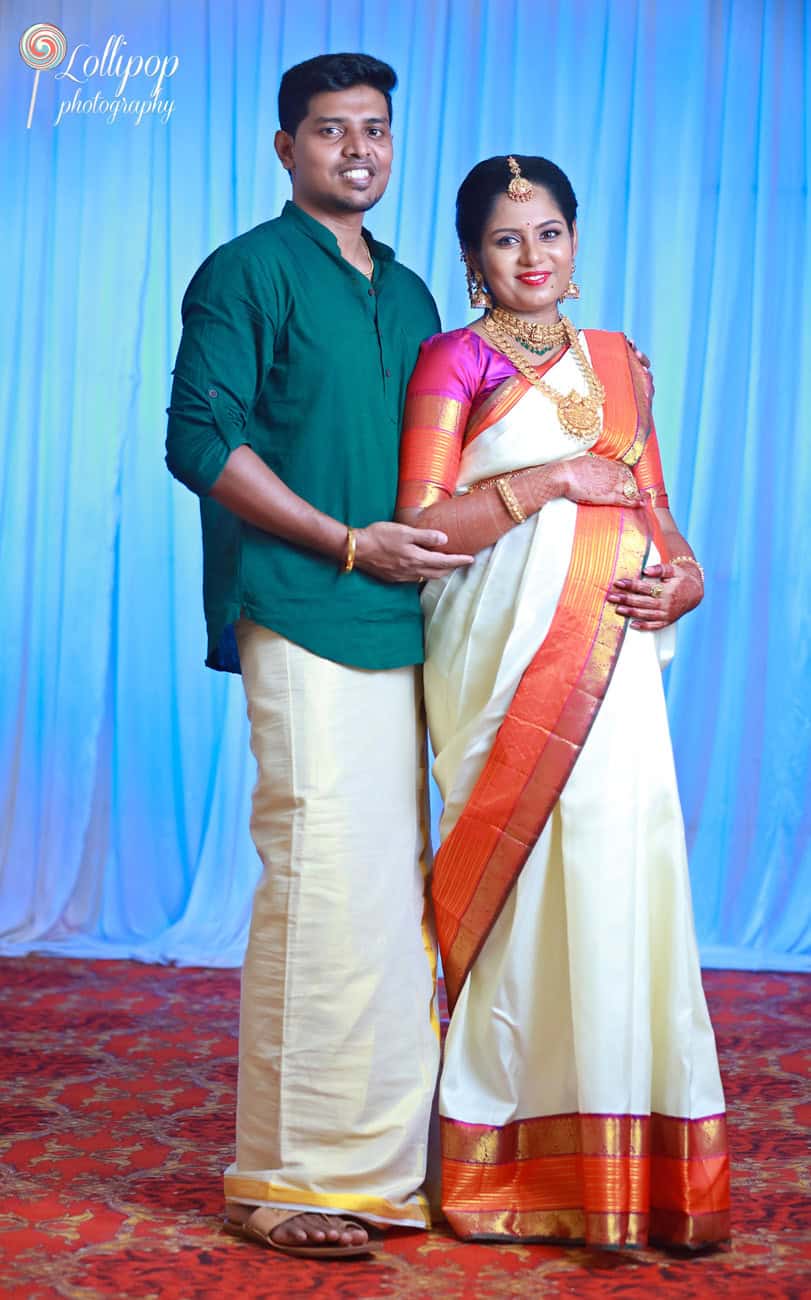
top-left (506, 156), bottom-right (534, 203)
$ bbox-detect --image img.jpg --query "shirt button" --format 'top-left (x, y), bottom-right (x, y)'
top-left (208, 387), bottom-right (219, 397)
top-left (368, 287), bottom-right (375, 296)
top-left (385, 368), bottom-right (392, 378)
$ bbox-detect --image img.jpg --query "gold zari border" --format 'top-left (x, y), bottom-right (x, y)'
top-left (446, 1206), bottom-right (731, 1249)
top-left (441, 1112), bottom-right (730, 1248)
top-left (440, 1112), bottom-right (728, 1164)
top-left (223, 1177), bottom-right (431, 1226)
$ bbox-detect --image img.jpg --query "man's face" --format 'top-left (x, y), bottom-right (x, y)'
top-left (275, 85), bottom-right (393, 217)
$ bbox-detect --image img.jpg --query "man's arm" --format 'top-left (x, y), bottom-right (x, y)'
top-left (209, 445), bottom-right (473, 582)
top-left (166, 245), bottom-right (471, 582)
top-left (165, 244), bottom-right (272, 495)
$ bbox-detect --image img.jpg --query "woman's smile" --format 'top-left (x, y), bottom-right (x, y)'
top-left (516, 271), bottom-right (551, 285)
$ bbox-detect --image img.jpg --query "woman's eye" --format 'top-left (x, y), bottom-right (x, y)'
top-left (540, 229), bottom-right (560, 240)
top-left (495, 236), bottom-right (519, 247)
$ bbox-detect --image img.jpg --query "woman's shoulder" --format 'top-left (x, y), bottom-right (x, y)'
top-left (419, 324), bottom-right (486, 355)
top-left (581, 327), bottom-right (638, 370)
top-left (580, 326), bottom-right (628, 343)
top-left (581, 327), bottom-right (633, 353)
top-left (411, 326), bottom-right (488, 396)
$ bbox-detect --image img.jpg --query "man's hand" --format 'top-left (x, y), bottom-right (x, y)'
top-left (626, 337), bottom-right (651, 371)
top-left (355, 522), bottom-right (473, 583)
top-left (606, 561), bottom-right (703, 631)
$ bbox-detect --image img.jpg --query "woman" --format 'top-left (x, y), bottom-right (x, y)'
top-left (396, 156), bottom-right (729, 1251)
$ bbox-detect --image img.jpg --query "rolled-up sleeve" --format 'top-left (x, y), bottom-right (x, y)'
top-left (165, 244), bottom-right (277, 496)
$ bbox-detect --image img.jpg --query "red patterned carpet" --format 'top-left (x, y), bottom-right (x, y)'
top-left (0, 959), bottom-right (808, 1298)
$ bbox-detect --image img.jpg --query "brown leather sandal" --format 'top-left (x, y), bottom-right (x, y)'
top-left (223, 1205), bottom-right (379, 1259)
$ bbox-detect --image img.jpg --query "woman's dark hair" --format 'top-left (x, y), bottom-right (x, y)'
top-left (456, 156), bottom-right (578, 250)
top-left (278, 53), bottom-right (397, 136)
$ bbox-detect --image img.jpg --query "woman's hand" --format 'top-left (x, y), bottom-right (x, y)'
top-left (606, 561), bottom-right (704, 631)
top-left (559, 454), bottom-right (643, 508)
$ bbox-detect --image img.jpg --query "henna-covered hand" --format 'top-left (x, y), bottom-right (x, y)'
top-left (562, 454), bottom-right (644, 508)
top-left (606, 561), bottom-right (703, 631)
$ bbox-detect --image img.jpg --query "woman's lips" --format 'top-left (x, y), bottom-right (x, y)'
top-left (517, 271), bottom-right (552, 285)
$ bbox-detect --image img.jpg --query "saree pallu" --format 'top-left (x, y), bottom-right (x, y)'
top-left (413, 330), bottom-right (729, 1249)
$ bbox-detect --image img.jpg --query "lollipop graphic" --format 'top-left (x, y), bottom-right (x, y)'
top-left (19, 22), bottom-right (68, 129)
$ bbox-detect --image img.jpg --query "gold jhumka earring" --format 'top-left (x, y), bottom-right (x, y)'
top-left (561, 260), bottom-right (580, 300)
top-left (461, 248), bottom-right (492, 308)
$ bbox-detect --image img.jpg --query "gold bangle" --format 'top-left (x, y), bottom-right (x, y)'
top-left (342, 526), bottom-right (357, 573)
top-left (671, 553), bottom-right (704, 584)
top-left (467, 466), bottom-right (536, 493)
top-left (496, 476), bottom-right (527, 524)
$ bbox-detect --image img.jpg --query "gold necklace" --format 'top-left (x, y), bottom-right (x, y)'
top-left (482, 313), bottom-right (605, 441)
top-left (361, 238), bottom-right (374, 279)
top-left (488, 308), bottom-right (568, 350)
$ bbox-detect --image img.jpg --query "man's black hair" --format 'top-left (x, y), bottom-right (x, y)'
top-left (278, 53), bottom-right (397, 137)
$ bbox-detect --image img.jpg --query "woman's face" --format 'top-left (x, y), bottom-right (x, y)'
top-left (474, 186), bottom-right (577, 321)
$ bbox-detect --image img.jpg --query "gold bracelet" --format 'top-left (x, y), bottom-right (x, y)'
top-left (496, 476), bottom-right (527, 524)
top-left (467, 466), bottom-right (537, 494)
top-left (342, 526), bottom-right (357, 573)
top-left (671, 553), bottom-right (704, 584)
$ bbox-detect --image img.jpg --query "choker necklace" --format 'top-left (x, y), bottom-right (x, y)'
top-left (488, 308), bottom-right (568, 352)
top-left (482, 313), bottom-right (605, 441)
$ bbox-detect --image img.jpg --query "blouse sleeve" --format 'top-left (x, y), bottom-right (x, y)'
top-left (397, 331), bottom-right (481, 509)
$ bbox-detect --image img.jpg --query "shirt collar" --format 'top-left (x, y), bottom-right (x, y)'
top-left (281, 200), bottom-right (394, 264)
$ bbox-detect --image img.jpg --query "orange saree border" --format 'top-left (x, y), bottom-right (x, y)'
top-left (398, 349), bottom-right (564, 508)
top-left (440, 1111), bottom-right (728, 1162)
top-left (432, 506), bottom-right (649, 1010)
top-left (465, 373), bottom-right (528, 445)
top-left (398, 373), bottom-right (532, 506)
top-left (584, 330), bottom-right (650, 465)
top-left (441, 1112), bottom-right (730, 1248)
top-left (397, 391), bottom-right (467, 507)
top-left (440, 1206), bottom-right (730, 1249)
top-left (432, 333), bottom-right (653, 1012)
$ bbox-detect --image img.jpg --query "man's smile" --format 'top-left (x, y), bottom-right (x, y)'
top-left (340, 166), bottom-right (374, 182)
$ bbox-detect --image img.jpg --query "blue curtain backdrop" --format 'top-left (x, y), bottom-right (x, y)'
top-left (0, 0), bottom-right (808, 969)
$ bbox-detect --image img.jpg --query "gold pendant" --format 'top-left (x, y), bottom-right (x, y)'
top-left (558, 391), bottom-right (600, 438)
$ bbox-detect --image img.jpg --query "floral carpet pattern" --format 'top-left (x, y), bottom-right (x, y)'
top-left (0, 959), bottom-right (808, 1299)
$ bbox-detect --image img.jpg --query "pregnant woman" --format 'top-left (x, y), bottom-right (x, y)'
top-left (396, 155), bottom-right (730, 1251)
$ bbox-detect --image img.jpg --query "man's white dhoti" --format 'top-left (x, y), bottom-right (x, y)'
top-left (223, 621), bottom-right (439, 1228)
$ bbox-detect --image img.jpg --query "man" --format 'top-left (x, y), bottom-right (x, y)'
top-left (165, 53), bottom-right (471, 1257)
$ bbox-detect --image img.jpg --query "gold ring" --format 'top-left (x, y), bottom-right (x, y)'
top-left (623, 479), bottom-right (639, 500)
top-left (650, 582), bottom-right (663, 597)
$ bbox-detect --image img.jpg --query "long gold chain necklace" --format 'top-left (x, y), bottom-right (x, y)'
top-left (482, 312), bottom-right (605, 441)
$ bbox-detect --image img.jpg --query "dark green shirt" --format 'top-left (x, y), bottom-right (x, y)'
top-left (166, 201), bottom-right (440, 672)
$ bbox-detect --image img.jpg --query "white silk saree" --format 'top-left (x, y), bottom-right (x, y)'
top-left (399, 327), bottom-right (729, 1249)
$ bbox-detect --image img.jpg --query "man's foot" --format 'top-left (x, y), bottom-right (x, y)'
top-left (270, 1212), bottom-right (369, 1249)
top-left (224, 1203), bottom-right (376, 1257)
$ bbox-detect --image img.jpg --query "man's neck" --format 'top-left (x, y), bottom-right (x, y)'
top-left (290, 196), bottom-right (368, 260)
